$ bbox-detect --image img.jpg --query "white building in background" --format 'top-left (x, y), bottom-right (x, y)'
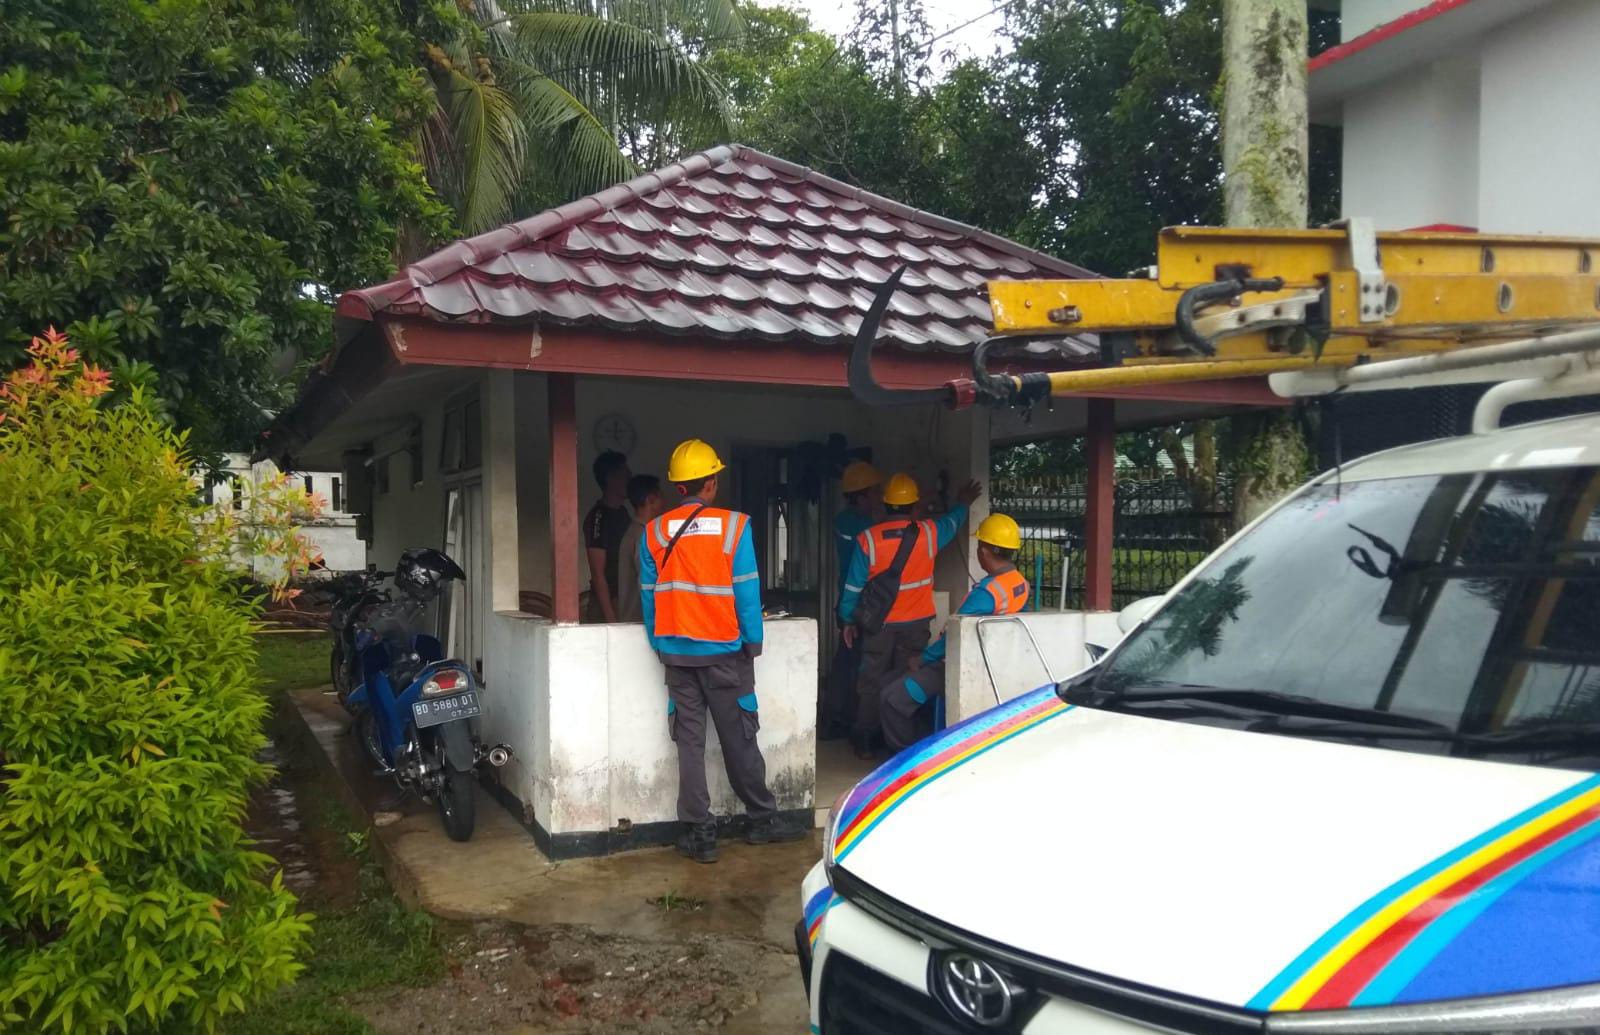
top-left (210, 454), bottom-right (367, 575)
top-left (1311, 0), bottom-right (1600, 234)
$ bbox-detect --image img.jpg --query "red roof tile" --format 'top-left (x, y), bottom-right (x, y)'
top-left (336, 144), bottom-right (1095, 354)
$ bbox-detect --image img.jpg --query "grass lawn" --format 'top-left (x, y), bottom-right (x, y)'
top-left (255, 630), bottom-right (332, 695)
top-left (233, 792), bottom-right (448, 1035)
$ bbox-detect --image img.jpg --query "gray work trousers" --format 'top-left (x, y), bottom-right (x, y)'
top-left (881, 660), bottom-right (946, 752)
top-left (666, 656), bottom-right (778, 827)
top-left (853, 620), bottom-right (931, 736)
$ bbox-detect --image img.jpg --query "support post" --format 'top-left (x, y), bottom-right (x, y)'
top-left (1084, 398), bottom-right (1115, 611)
top-left (549, 373), bottom-right (580, 624)
top-left (483, 371), bottom-right (520, 613)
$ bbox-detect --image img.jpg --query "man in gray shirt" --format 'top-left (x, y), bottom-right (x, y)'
top-left (616, 474), bottom-right (662, 622)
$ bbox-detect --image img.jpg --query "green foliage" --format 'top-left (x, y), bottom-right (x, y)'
top-left (694, 1), bottom-right (1043, 242)
top-left (422, 0), bottom-right (740, 229)
top-left (0, 1), bottom-right (453, 453)
top-left (1005, 0), bottom-right (1226, 274)
top-left (0, 331), bottom-right (311, 1033)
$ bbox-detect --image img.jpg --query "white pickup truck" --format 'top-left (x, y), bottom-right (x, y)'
top-left (799, 410), bottom-right (1600, 1034)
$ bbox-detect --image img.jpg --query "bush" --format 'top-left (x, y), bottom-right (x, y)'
top-left (0, 330), bottom-right (312, 1032)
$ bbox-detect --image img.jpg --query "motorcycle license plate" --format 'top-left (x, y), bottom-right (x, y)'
top-left (412, 690), bottom-right (480, 728)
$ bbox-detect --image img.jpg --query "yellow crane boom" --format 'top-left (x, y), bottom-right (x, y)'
top-left (849, 221), bottom-right (1600, 409)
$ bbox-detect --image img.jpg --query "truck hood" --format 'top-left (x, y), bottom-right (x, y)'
top-left (830, 687), bottom-right (1600, 1011)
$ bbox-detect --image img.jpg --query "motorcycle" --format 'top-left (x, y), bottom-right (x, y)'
top-left (344, 547), bottom-right (511, 842)
top-left (328, 567), bottom-right (391, 704)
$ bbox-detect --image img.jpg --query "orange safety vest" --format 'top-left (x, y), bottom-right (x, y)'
top-left (646, 503), bottom-right (751, 643)
top-left (856, 518), bottom-right (939, 624)
top-left (982, 567), bottom-right (1031, 616)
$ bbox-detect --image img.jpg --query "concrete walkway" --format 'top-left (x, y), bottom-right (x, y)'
top-left (287, 688), bottom-right (817, 1029)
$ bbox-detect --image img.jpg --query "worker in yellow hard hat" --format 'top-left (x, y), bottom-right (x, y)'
top-left (822, 460), bottom-right (883, 740)
top-left (879, 512), bottom-right (1031, 752)
top-left (838, 471), bottom-right (983, 759)
top-left (640, 438), bottom-right (805, 863)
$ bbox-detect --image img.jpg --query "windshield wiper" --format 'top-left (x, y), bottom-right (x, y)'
top-left (1074, 683), bottom-right (1452, 731)
top-left (1246, 714), bottom-right (1460, 742)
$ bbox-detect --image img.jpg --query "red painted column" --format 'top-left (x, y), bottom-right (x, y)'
top-left (549, 373), bottom-right (580, 624)
top-left (1084, 398), bottom-right (1115, 611)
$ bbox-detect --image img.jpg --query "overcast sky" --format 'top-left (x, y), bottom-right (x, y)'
top-left (786, 0), bottom-right (1015, 66)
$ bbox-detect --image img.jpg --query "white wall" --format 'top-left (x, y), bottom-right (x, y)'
top-left (482, 612), bottom-right (817, 837)
top-left (944, 610), bottom-right (1126, 726)
top-left (1336, 0), bottom-right (1600, 237)
top-left (212, 454), bottom-right (367, 574)
top-left (1342, 59), bottom-right (1480, 230)
top-left (1341, 0), bottom-right (1424, 40)
top-left (1477, 0), bottom-right (1600, 237)
top-left (368, 405), bottom-right (450, 570)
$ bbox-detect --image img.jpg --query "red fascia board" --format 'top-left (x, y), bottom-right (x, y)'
top-left (377, 318), bottom-right (1285, 407)
top-left (1309, 0), bottom-right (1474, 72)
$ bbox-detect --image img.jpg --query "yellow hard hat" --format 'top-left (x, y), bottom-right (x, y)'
top-left (667, 438), bottom-right (725, 483)
top-left (975, 513), bottom-right (1022, 551)
top-left (840, 460), bottom-right (882, 495)
top-left (882, 472), bottom-right (920, 507)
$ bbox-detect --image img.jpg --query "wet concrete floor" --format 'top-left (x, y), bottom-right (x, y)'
top-left (288, 688), bottom-right (817, 1029)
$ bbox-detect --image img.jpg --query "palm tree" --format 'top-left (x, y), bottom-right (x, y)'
top-left (418, 0), bottom-right (740, 236)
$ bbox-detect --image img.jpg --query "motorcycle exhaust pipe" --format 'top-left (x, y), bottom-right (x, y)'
top-left (486, 745), bottom-right (512, 768)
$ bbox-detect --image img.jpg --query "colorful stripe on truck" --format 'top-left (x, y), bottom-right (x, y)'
top-left (804, 886), bottom-right (837, 947)
top-left (1254, 773), bottom-right (1600, 1010)
top-left (832, 686), bottom-right (1073, 863)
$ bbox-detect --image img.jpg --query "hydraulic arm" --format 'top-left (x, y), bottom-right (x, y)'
top-left (850, 221), bottom-right (1600, 409)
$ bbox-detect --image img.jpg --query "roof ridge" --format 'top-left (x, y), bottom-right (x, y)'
top-left (721, 144), bottom-right (1097, 279)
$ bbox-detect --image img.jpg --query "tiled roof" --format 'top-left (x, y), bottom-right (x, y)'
top-left (337, 144), bottom-right (1095, 354)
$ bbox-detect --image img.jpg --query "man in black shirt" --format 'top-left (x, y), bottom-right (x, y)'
top-left (584, 450), bottom-right (632, 623)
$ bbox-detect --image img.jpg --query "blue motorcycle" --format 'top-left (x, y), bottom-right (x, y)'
top-left (344, 548), bottom-right (510, 842)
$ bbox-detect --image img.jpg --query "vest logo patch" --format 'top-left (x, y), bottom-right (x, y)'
top-left (667, 516), bottom-right (724, 538)
top-left (1012, 584), bottom-right (1026, 598)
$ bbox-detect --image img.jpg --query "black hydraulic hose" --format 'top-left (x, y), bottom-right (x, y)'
top-left (1175, 275), bottom-right (1285, 355)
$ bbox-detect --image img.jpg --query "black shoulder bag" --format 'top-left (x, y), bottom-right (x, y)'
top-left (658, 503), bottom-right (709, 574)
top-left (853, 521), bottom-right (921, 636)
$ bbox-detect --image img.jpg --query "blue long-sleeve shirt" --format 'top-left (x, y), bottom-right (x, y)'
top-left (837, 504), bottom-right (968, 624)
top-left (638, 501), bottom-right (763, 662)
top-left (833, 507), bottom-right (873, 603)
top-left (921, 571), bottom-right (1007, 667)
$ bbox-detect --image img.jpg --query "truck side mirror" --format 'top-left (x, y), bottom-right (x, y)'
top-left (1116, 595), bottom-right (1165, 634)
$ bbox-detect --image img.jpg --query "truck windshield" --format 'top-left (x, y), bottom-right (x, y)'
top-left (1095, 466), bottom-right (1600, 753)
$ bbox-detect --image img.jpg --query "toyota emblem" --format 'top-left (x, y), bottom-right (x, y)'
top-left (938, 954), bottom-right (1015, 1028)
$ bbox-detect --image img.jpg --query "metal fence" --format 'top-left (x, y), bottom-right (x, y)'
top-left (991, 471), bottom-right (1235, 610)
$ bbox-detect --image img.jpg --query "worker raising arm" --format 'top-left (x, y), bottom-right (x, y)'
top-left (838, 473), bottom-right (982, 759)
top-left (879, 513), bottom-right (1030, 752)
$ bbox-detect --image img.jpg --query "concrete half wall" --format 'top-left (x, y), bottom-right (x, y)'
top-left (483, 611), bottom-right (817, 857)
top-left (944, 610), bottom-right (1127, 726)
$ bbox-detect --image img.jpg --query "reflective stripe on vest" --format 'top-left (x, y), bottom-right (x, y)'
top-left (646, 504), bottom-right (749, 643)
top-left (984, 568), bottom-right (1031, 616)
top-left (856, 518), bottom-right (939, 624)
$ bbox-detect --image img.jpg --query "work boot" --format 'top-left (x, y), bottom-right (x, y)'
top-left (675, 823), bottom-right (719, 864)
top-left (851, 730), bottom-right (877, 761)
top-left (746, 814), bottom-right (810, 845)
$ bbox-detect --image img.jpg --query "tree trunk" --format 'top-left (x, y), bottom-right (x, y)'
top-left (1221, 0), bottom-right (1308, 229)
top-left (1222, 0), bottom-right (1311, 525)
